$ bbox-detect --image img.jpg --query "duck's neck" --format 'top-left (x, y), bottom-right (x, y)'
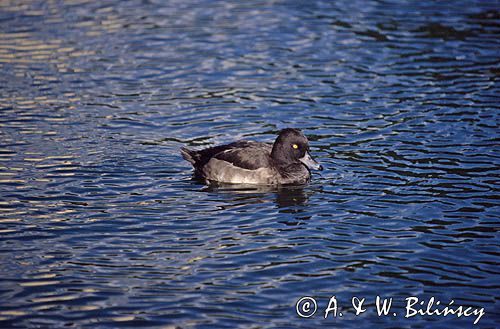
top-left (274, 161), bottom-right (310, 184)
top-left (272, 157), bottom-right (301, 174)
top-left (271, 153), bottom-right (290, 170)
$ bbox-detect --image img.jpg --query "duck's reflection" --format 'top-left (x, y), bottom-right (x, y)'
top-left (275, 186), bottom-right (308, 209)
top-left (201, 183), bottom-right (309, 210)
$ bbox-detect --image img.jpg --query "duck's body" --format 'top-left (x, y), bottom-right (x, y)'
top-left (181, 128), bottom-right (322, 185)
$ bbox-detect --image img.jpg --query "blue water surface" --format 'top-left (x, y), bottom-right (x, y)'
top-left (0, 0), bottom-right (499, 328)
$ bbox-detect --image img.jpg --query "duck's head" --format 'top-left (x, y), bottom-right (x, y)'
top-left (271, 128), bottom-right (323, 171)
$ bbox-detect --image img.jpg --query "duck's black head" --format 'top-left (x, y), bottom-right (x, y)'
top-left (271, 128), bottom-right (322, 171)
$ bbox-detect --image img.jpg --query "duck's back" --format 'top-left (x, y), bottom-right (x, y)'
top-left (181, 141), bottom-right (277, 184)
top-left (213, 141), bottom-right (273, 170)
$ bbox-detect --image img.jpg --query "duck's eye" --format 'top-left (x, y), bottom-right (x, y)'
top-left (292, 144), bottom-right (299, 149)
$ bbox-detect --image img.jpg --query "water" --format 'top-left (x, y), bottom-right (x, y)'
top-left (0, 0), bottom-right (499, 328)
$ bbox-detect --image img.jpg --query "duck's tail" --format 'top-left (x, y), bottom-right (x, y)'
top-left (180, 147), bottom-right (198, 166)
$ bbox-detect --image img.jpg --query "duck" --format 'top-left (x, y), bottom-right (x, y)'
top-left (180, 128), bottom-right (322, 185)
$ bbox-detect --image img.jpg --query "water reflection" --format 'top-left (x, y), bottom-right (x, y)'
top-left (202, 182), bottom-right (310, 209)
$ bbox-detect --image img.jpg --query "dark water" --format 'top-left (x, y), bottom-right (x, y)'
top-left (0, 0), bottom-right (499, 328)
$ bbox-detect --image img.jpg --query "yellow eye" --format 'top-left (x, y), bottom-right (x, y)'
top-left (292, 144), bottom-right (299, 149)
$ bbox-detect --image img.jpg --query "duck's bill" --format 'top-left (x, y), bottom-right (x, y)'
top-left (299, 152), bottom-right (323, 171)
